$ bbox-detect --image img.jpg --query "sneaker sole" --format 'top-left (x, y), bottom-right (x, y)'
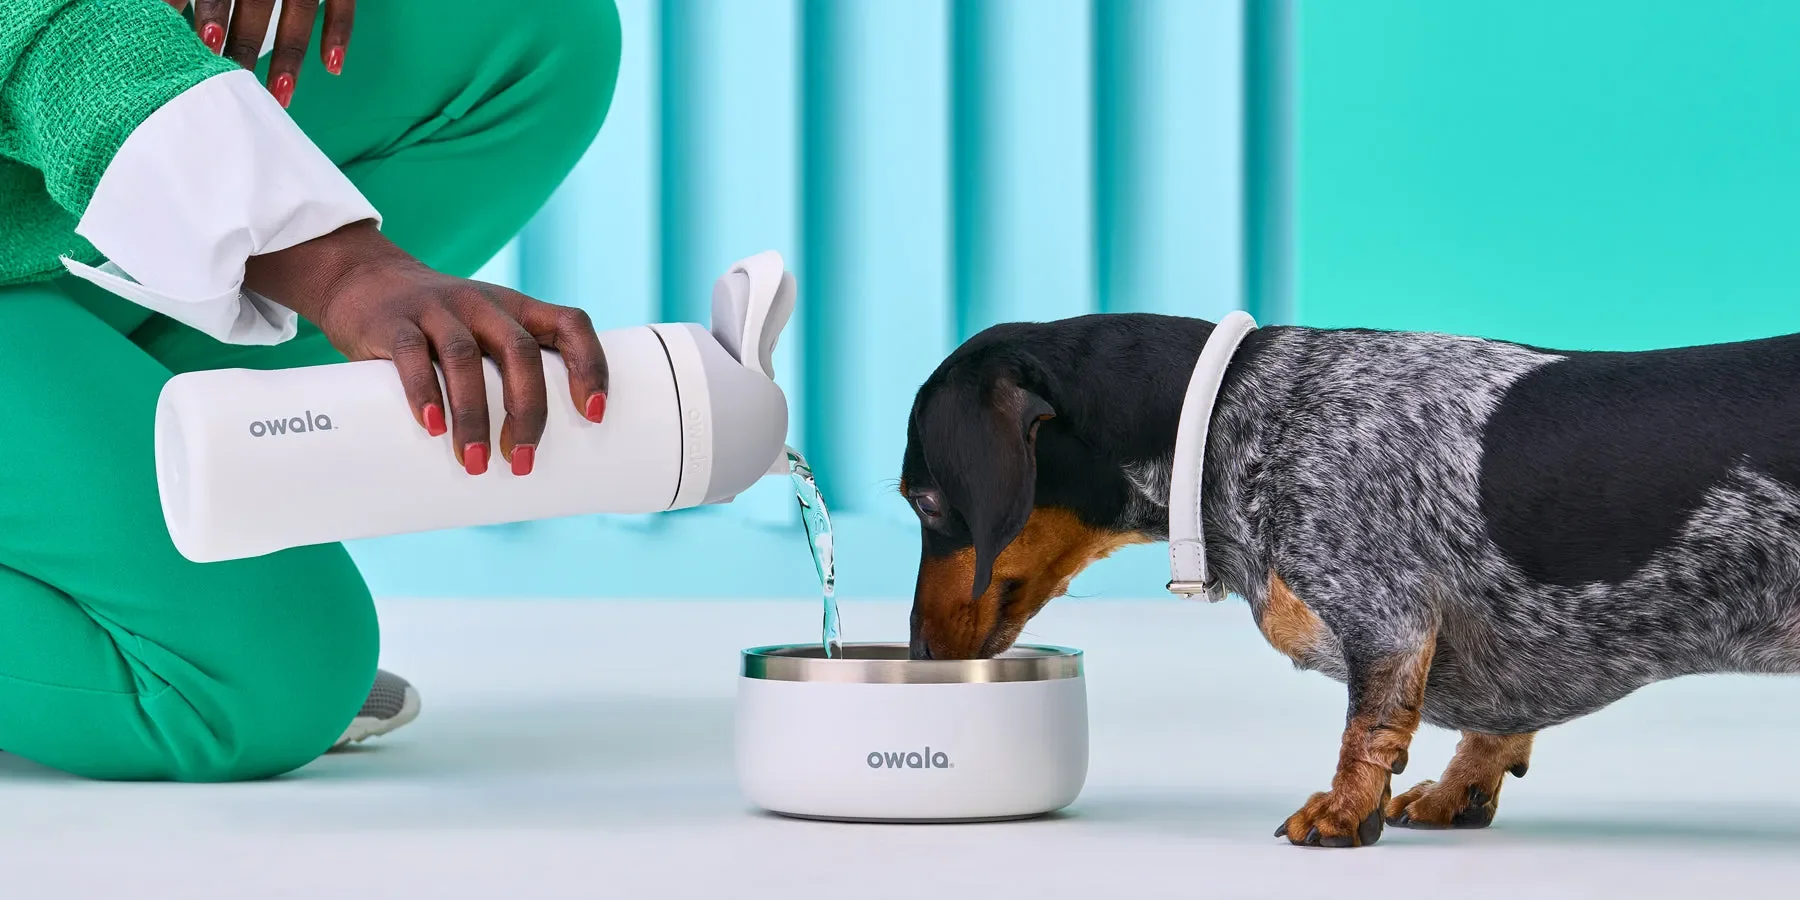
top-left (331, 684), bottom-right (421, 750)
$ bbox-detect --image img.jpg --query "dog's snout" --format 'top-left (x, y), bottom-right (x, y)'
top-left (908, 604), bottom-right (933, 659)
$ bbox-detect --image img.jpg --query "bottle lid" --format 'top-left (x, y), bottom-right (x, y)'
top-left (710, 250), bottom-right (795, 381)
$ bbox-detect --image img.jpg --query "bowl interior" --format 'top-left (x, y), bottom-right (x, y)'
top-left (755, 643), bottom-right (1073, 661)
top-left (741, 642), bottom-right (1082, 684)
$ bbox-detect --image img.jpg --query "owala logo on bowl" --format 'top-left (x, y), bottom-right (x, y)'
top-left (866, 747), bottom-right (953, 769)
top-left (736, 642), bottom-right (1089, 823)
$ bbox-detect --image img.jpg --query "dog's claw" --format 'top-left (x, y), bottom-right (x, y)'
top-left (1509, 761), bottom-right (1529, 779)
top-left (1303, 827), bottom-right (1320, 846)
top-left (1390, 748), bottom-right (1408, 775)
top-left (1389, 811), bottom-right (1412, 827)
top-left (1445, 785), bottom-right (1496, 828)
top-left (1275, 821), bottom-right (1289, 838)
top-left (1450, 803), bottom-right (1495, 829)
top-left (1356, 806), bottom-right (1385, 847)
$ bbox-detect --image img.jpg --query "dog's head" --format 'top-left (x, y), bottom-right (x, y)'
top-left (900, 321), bottom-right (1167, 660)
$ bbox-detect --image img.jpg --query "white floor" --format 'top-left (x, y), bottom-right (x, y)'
top-left (6, 598), bottom-right (1800, 899)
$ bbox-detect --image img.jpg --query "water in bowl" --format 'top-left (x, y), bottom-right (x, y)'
top-left (785, 446), bottom-right (840, 658)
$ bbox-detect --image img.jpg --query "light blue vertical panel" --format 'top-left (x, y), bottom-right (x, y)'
top-left (1092, 0), bottom-right (1128, 317)
top-left (1095, 0), bottom-right (1242, 319)
top-left (660, 0), bottom-right (802, 529)
top-left (657, 0), bottom-right (705, 326)
top-left (954, 0), bottom-right (1095, 339)
top-left (1245, 0), bottom-right (1296, 324)
top-left (520, 0), bottom-right (659, 332)
top-left (801, 0), bottom-right (951, 519)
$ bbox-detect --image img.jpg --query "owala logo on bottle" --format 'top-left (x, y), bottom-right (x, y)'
top-left (248, 411), bottom-right (334, 438)
top-left (683, 407), bottom-right (707, 470)
top-left (866, 747), bottom-right (953, 770)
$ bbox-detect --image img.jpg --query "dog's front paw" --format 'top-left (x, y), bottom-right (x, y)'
top-left (1274, 782), bottom-right (1390, 848)
top-left (1385, 777), bottom-right (1502, 829)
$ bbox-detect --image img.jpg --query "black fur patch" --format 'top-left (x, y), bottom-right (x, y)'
top-left (1479, 334), bottom-right (1800, 586)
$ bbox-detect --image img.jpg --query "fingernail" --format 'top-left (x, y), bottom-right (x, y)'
top-left (464, 442), bottom-right (489, 476)
top-left (585, 392), bottom-right (607, 423)
top-left (325, 47), bottom-right (344, 75)
top-left (422, 403), bottom-right (446, 437)
top-left (201, 23), bottom-right (225, 53)
top-left (271, 73), bottom-right (295, 108)
top-left (511, 444), bottom-right (536, 476)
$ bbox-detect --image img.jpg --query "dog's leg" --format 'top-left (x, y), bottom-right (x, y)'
top-left (1385, 731), bottom-right (1534, 829)
top-left (1275, 630), bottom-right (1436, 848)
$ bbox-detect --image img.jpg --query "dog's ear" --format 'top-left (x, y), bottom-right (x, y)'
top-left (918, 374), bottom-right (1056, 600)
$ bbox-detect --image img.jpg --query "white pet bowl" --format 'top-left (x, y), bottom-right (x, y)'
top-left (734, 642), bottom-right (1088, 823)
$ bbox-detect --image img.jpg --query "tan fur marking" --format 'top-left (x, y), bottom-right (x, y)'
top-left (915, 549), bottom-right (979, 654)
top-left (913, 508), bottom-right (1151, 659)
top-left (1262, 573), bottom-right (1328, 664)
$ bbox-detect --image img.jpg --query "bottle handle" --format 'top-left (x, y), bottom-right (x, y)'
top-left (710, 250), bottom-right (795, 381)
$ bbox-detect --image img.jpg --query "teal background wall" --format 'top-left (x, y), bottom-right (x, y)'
top-left (1296, 0), bottom-right (1800, 350)
top-left (348, 0), bottom-right (1249, 599)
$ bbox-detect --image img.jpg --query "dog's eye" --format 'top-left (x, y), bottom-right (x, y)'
top-left (913, 493), bottom-right (943, 520)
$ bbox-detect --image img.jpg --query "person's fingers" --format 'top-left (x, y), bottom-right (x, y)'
top-left (465, 290), bottom-right (549, 475)
top-left (421, 308), bottom-right (491, 475)
top-left (387, 322), bottom-right (447, 438)
top-left (190, 0), bottom-right (230, 54)
top-left (265, 0), bottom-right (321, 107)
top-left (321, 0), bottom-right (356, 75)
top-left (518, 301), bottom-right (610, 424)
top-left (223, 0), bottom-right (275, 70)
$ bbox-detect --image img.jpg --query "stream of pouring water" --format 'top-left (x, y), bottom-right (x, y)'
top-left (785, 447), bottom-right (840, 657)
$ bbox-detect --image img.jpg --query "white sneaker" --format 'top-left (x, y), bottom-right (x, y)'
top-left (331, 669), bottom-right (421, 750)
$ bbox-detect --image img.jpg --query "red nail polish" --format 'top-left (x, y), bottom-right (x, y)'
top-left (511, 444), bottom-right (536, 477)
top-left (585, 392), bottom-right (607, 423)
top-left (464, 443), bottom-right (489, 476)
top-left (271, 73), bottom-right (295, 108)
top-left (325, 47), bottom-right (344, 75)
top-left (422, 403), bottom-right (446, 437)
top-left (201, 23), bottom-right (225, 53)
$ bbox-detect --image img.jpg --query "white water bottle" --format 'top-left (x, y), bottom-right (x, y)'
top-left (155, 251), bottom-right (798, 563)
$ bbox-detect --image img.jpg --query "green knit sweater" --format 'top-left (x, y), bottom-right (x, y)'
top-left (0, 0), bottom-right (234, 287)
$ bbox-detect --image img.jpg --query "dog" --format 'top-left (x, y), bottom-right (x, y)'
top-left (899, 312), bottom-right (1800, 848)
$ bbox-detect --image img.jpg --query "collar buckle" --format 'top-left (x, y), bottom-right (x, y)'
top-left (1165, 579), bottom-right (1221, 602)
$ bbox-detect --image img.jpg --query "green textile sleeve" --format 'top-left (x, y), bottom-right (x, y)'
top-left (0, 0), bottom-right (236, 216)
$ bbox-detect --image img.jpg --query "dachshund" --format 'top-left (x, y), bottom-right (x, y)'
top-left (899, 312), bottom-right (1800, 848)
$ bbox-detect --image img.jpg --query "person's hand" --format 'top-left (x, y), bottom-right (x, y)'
top-left (244, 222), bottom-right (610, 476)
top-left (164, 1), bottom-right (356, 108)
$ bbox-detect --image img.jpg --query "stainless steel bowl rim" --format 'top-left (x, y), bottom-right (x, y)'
top-left (740, 642), bottom-right (1083, 684)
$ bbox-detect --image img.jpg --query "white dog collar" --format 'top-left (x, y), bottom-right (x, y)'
top-left (1167, 310), bottom-right (1258, 600)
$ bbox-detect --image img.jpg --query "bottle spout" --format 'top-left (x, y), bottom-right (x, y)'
top-left (768, 444), bottom-right (797, 477)
top-left (701, 447), bottom-right (791, 505)
top-left (710, 250), bottom-right (795, 381)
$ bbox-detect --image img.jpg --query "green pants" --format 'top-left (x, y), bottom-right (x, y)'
top-left (0, 1), bottom-right (621, 781)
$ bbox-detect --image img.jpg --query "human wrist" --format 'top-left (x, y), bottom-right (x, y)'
top-left (244, 219), bottom-right (409, 326)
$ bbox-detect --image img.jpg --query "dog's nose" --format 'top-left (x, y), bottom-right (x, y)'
top-left (909, 633), bottom-right (934, 660)
top-left (908, 603), bottom-right (933, 659)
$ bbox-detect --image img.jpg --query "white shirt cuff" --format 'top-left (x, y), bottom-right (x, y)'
top-left (61, 68), bottom-right (381, 346)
